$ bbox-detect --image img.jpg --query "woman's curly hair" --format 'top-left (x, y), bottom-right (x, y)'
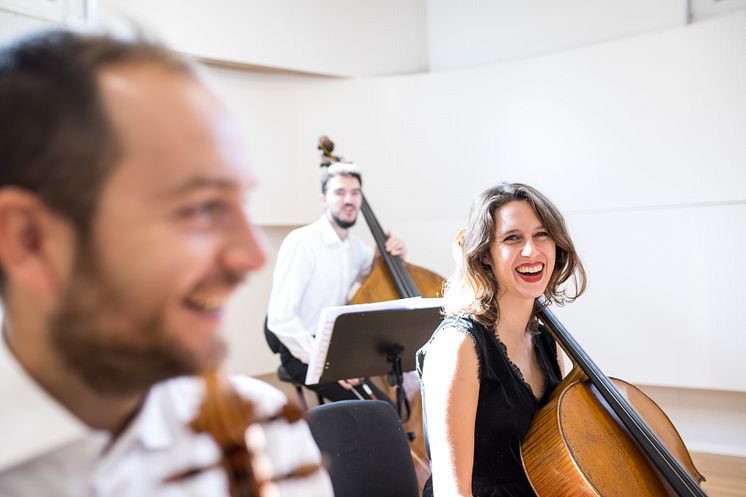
top-left (443, 183), bottom-right (586, 328)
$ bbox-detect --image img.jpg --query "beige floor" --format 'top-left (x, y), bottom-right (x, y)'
top-left (692, 452), bottom-right (746, 497)
top-left (257, 372), bottom-right (745, 496)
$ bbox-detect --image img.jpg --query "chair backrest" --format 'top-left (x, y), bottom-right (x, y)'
top-left (306, 400), bottom-right (420, 497)
top-left (264, 316), bottom-right (282, 354)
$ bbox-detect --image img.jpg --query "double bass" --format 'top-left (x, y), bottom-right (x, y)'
top-left (317, 136), bottom-right (443, 306)
top-left (522, 303), bottom-right (708, 496)
top-left (318, 135), bottom-right (443, 488)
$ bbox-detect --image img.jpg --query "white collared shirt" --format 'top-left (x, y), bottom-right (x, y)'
top-left (267, 215), bottom-right (374, 364)
top-left (0, 340), bottom-right (333, 497)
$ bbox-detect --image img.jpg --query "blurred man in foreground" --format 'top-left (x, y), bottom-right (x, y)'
top-left (0, 30), bottom-right (331, 496)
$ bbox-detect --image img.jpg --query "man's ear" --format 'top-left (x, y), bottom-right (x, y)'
top-left (0, 188), bottom-right (75, 294)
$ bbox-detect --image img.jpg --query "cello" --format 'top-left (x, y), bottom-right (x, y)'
top-left (318, 135), bottom-right (443, 490)
top-left (522, 303), bottom-right (707, 496)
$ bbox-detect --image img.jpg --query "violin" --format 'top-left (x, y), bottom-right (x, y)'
top-left (522, 304), bottom-right (707, 496)
top-left (165, 372), bottom-right (322, 497)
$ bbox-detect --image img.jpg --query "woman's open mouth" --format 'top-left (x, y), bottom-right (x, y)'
top-left (515, 263), bottom-right (545, 283)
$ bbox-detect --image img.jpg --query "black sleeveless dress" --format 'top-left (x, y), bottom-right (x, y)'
top-left (416, 314), bottom-right (562, 497)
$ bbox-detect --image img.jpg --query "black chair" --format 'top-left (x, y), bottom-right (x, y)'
top-left (264, 316), bottom-right (323, 410)
top-left (306, 400), bottom-right (420, 497)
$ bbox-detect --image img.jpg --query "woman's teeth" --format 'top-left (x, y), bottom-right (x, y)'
top-left (516, 263), bottom-right (544, 274)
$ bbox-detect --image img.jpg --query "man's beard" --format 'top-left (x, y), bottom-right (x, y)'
top-left (49, 248), bottom-right (222, 396)
top-left (331, 210), bottom-right (357, 229)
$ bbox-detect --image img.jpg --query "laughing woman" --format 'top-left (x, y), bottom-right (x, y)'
top-left (417, 183), bottom-right (586, 497)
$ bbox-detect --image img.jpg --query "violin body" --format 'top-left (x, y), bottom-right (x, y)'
top-left (167, 373), bottom-right (321, 497)
top-left (350, 257), bottom-right (444, 304)
top-left (521, 316), bottom-right (706, 497)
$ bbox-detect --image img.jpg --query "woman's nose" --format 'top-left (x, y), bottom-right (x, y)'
top-left (521, 239), bottom-right (537, 257)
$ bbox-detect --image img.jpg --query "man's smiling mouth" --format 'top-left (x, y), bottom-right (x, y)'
top-left (184, 294), bottom-right (228, 313)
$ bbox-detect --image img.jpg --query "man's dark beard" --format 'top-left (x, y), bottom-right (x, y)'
top-left (49, 247), bottom-right (221, 396)
top-left (331, 211), bottom-right (357, 229)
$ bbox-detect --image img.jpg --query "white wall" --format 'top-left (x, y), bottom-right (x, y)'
top-left (3, 0), bottom-right (743, 457)
top-left (213, 12), bottom-right (746, 382)
top-left (425, 0), bottom-right (746, 71)
top-left (0, 10), bottom-right (55, 42)
top-left (213, 10), bottom-right (746, 389)
top-left (99, 0), bottom-right (429, 77)
top-left (426, 0), bottom-right (687, 71)
top-left (222, 227), bottom-right (294, 377)
top-left (0, 0), bottom-right (93, 43)
top-left (638, 385), bottom-right (746, 456)
top-left (208, 10), bottom-right (746, 456)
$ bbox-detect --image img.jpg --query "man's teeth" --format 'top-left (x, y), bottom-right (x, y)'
top-left (187, 296), bottom-right (226, 312)
top-left (516, 264), bottom-right (544, 274)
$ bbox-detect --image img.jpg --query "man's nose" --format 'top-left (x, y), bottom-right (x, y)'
top-left (224, 213), bottom-right (268, 274)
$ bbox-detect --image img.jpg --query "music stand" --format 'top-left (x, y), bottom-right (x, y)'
top-left (305, 305), bottom-right (442, 421)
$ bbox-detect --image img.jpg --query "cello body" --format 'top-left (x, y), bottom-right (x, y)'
top-left (522, 368), bottom-right (704, 497)
top-left (521, 307), bottom-right (707, 497)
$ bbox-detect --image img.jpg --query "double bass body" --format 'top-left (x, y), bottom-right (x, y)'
top-left (350, 260), bottom-right (444, 305)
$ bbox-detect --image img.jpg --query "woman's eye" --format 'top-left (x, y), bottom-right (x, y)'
top-left (535, 231), bottom-right (551, 238)
top-left (504, 234), bottom-right (520, 242)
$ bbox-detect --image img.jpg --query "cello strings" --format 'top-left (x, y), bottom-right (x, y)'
top-left (540, 307), bottom-right (705, 496)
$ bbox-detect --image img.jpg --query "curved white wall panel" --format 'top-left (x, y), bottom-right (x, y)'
top-left (426, 0), bottom-right (687, 71)
top-left (210, 12), bottom-right (746, 393)
top-left (99, 0), bottom-right (428, 77)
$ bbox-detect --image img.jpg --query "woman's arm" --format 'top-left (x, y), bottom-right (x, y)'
top-left (421, 327), bottom-right (480, 497)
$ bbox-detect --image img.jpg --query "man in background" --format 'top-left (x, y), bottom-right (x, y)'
top-left (267, 162), bottom-right (406, 402)
top-left (0, 30), bottom-right (331, 496)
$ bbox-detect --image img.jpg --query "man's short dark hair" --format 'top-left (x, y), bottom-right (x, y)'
top-left (320, 167), bottom-right (363, 194)
top-left (0, 30), bottom-right (193, 240)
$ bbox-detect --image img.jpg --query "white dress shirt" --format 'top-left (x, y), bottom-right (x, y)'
top-left (0, 339), bottom-right (333, 497)
top-left (267, 215), bottom-right (374, 364)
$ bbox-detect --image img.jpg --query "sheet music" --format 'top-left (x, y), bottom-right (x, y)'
top-left (305, 297), bottom-right (443, 385)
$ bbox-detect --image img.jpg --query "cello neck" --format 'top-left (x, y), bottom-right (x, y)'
top-left (537, 304), bottom-right (708, 497)
top-left (360, 195), bottom-right (420, 299)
